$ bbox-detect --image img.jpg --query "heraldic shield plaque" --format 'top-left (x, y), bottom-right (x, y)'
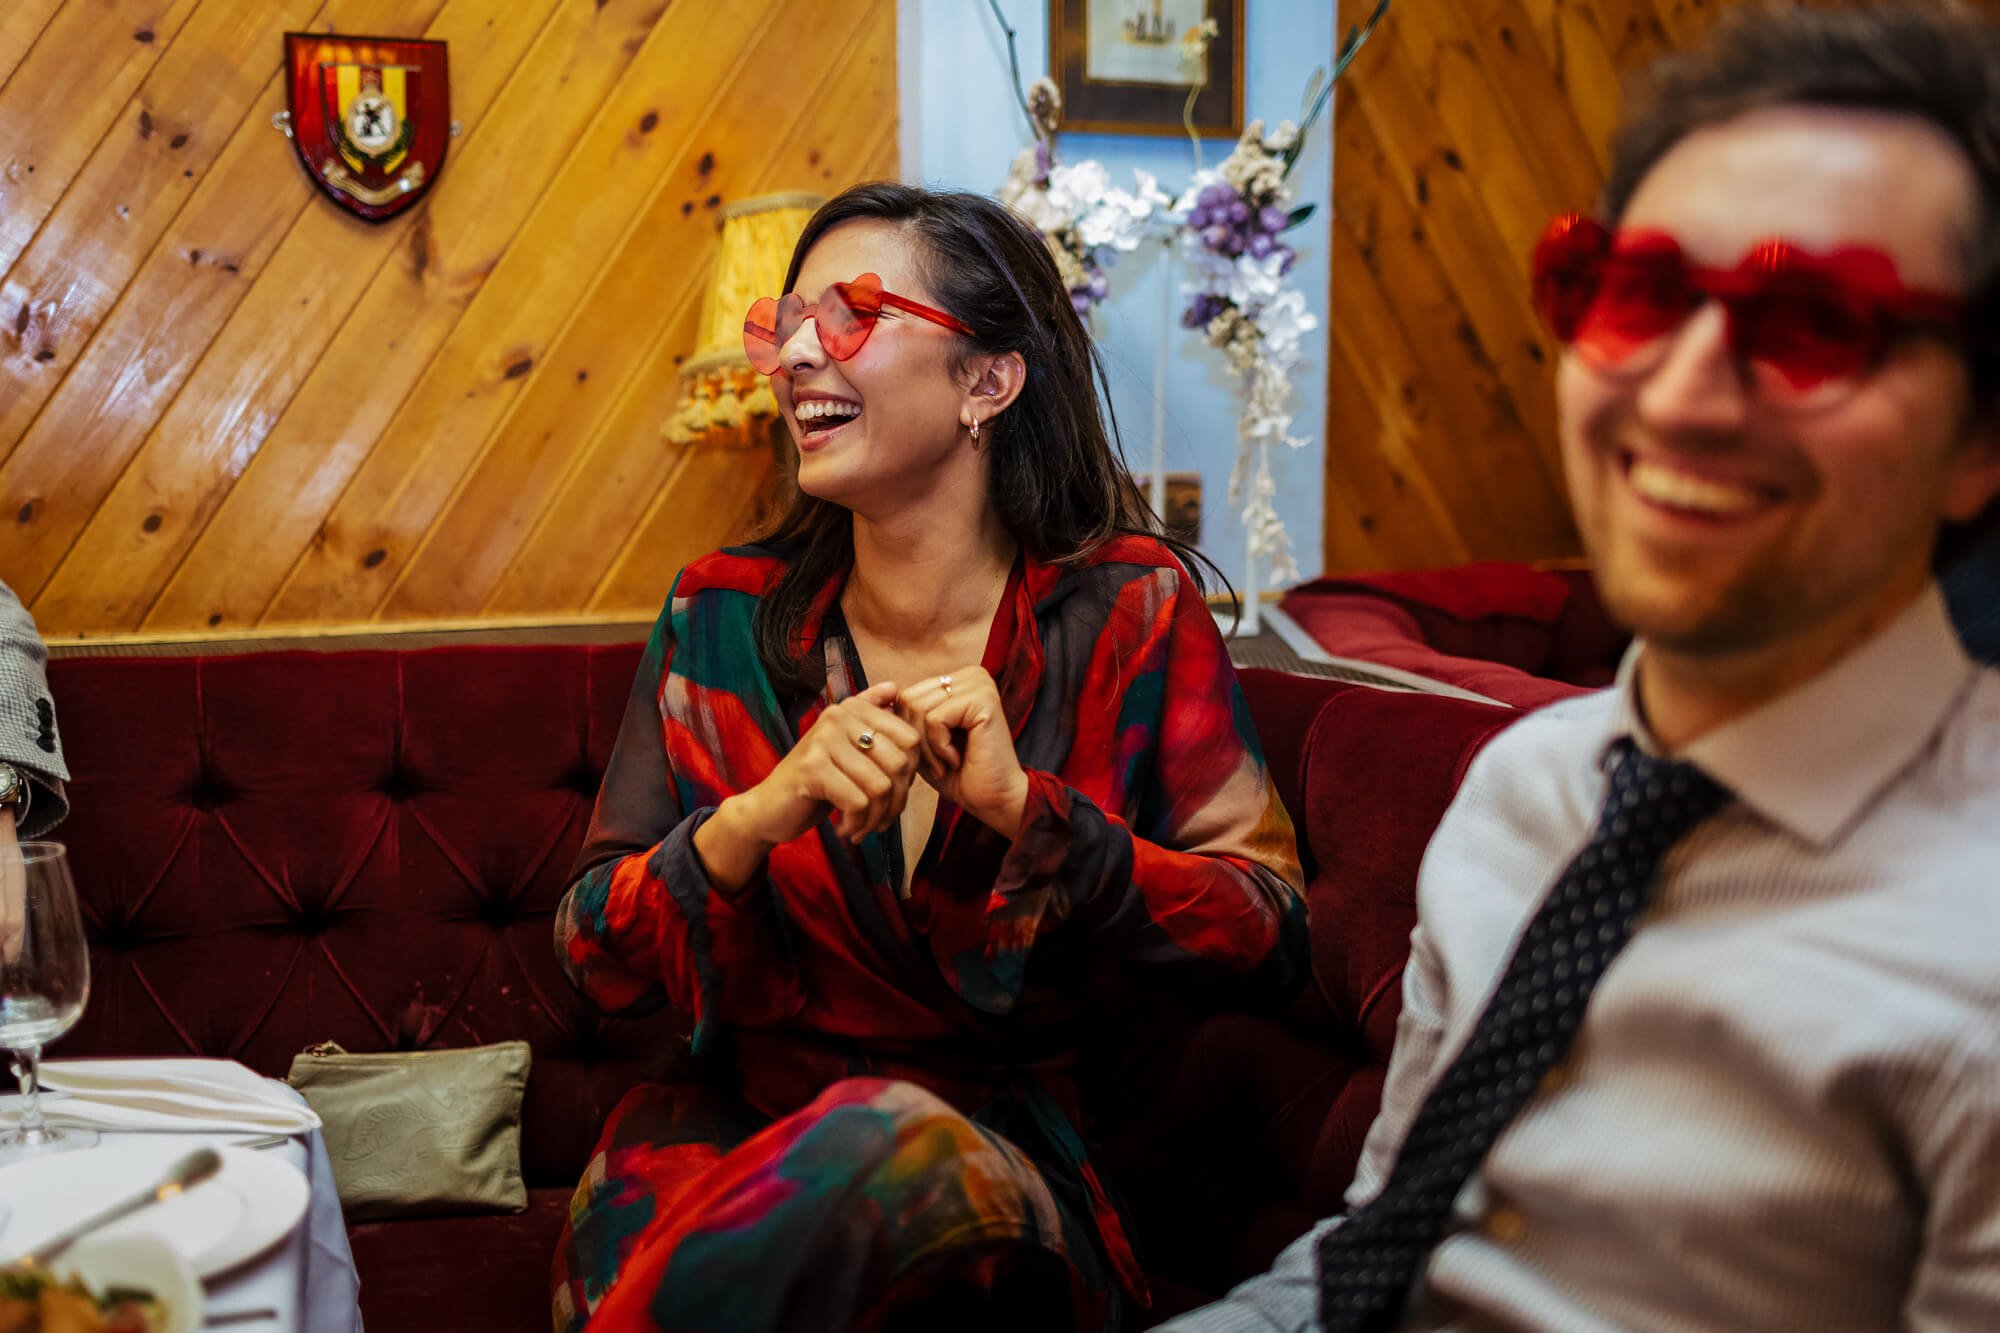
top-left (284, 32), bottom-right (450, 223)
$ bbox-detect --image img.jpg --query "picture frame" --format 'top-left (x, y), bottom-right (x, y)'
top-left (1049, 0), bottom-right (1244, 138)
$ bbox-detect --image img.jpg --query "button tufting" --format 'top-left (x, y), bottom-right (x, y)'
top-left (378, 767), bottom-right (422, 802)
top-left (186, 773), bottom-right (237, 811)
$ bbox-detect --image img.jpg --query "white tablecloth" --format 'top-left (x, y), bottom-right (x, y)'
top-left (7, 1081), bottom-right (364, 1333)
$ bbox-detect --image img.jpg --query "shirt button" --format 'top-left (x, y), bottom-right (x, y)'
top-left (1485, 1205), bottom-right (1527, 1245)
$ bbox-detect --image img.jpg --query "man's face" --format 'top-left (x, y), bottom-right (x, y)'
top-left (1557, 106), bottom-right (2000, 661)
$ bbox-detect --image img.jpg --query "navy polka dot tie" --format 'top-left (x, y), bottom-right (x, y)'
top-left (1317, 738), bottom-right (1730, 1330)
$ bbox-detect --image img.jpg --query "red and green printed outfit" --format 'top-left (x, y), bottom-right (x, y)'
top-left (552, 536), bottom-right (1306, 1332)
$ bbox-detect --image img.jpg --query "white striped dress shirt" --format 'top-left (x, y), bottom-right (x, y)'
top-left (1160, 585), bottom-right (2000, 1331)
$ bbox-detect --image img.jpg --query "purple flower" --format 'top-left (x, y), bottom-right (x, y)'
top-left (1227, 198), bottom-right (1251, 225)
top-left (1187, 204), bottom-right (1212, 229)
top-left (1201, 224), bottom-right (1232, 252)
top-left (1276, 245), bottom-right (1296, 275)
top-left (1087, 271), bottom-right (1109, 298)
top-left (1200, 182), bottom-right (1234, 208)
top-left (1248, 232), bottom-right (1275, 259)
top-left (1033, 141), bottom-right (1052, 185)
top-left (1071, 291), bottom-right (1094, 315)
top-left (1259, 204), bottom-right (1289, 234)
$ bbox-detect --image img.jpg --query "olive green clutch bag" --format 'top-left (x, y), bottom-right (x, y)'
top-left (286, 1040), bottom-right (531, 1222)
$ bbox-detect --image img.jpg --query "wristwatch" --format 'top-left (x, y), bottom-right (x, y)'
top-left (0, 762), bottom-right (25, 814)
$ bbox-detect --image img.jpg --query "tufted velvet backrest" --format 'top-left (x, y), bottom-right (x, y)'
top-left (47, 644), bottom-right (683, 1189)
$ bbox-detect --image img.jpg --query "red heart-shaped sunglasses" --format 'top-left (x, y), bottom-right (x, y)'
top-left (1531, 213), bottom-right (1968, 410)
top-left (743, 273), bottom-right (974, 375)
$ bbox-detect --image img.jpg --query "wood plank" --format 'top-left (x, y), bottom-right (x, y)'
top-left (1323, 344), bottom-right (1461, 572)
top-left (0, 0), bottom-right (323, 468)
top-left (0, 0), bottom-right (455, 617)
top-left (1345, 46), bottom-right (1570, 497)
top-left (1335, 109), bottom-right (1574, 557)
top-left (155, 0), bottom-right (796, 632)
top-left (1516, 0), bottom-right (1628, 174)
top-left (0, 0), bottom-right (64, 95)
top-left (485, 115), bottom-right (898, 616)
top-left (1460, 0), bottom-right (1606, 203)
top-left (1327, 203), bottom-right (1509, 561)
top-left (0, 0), bottom-right (204, 281)
top-left (478, 284), bottom-right (702, 615)
top-left (386, 0), bottom-right (895, 620)
top-left (258, 0), bottom-right (876, 626)
top-left (589, 432), bottom-right (777, 614)
top-left (29, 0), bottom-right (574, 635)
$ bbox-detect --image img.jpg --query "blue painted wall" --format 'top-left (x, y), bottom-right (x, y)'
top-left (896, 0), bottom-right (1332, 582)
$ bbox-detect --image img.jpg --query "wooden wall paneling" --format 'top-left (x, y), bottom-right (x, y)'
top-left (490, 111), bottom-right (901, 618)
top-left (0, 0), bottom-right (323, 467)
top-left (0, 0), bottom-right (447, 610)
top-left (22, 0), bottom-right (554, 634)
top-left (1514, 0), bottom-right (1631, 174)
top-left (141, 0), bottom-right (725, 634)
top-left (1451, 0), bottom-right (1609, 203)
top-left (1322, 342), bottom-right (1461, 572)
top-left (1326, 210), bottom-right (1493, 561)
top-left (260, 0), bottom-right (875, 626)
top-left (0, 3), bottom-right (204, 282)
top-left (0, 1), bottom-right (65, 96)
top-left (1334, 109), bottom-right (1573, 558)
top-left (386, 0), bottom-right (897, 621)
top-left (1343, 32), bottom-right (1570, 501)
top-left (588, 118), bottom-right (901, 616)
top-left (53, 0), bottom-right (658, 636)
top-left (480, 291), bottom-right (704, 616)
top-left (0, 0), bottom-right (204, 279)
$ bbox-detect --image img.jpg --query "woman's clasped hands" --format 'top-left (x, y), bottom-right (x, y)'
top-left (725, 669), bottom-right (1030, 857)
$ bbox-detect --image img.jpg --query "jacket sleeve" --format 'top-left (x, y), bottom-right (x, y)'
top-left (0, 580), bottom-right (68, 837)
top-left (977, 565), bottom-right (1308, 1008)
top-left (553, 590), bottom-right (804, 1036)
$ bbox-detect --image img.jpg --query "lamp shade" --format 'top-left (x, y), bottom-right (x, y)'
top-left (664, 192), bottom-right (823, 444)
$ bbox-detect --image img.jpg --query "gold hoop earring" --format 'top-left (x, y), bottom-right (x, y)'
top-left (969, 417), bottom-right (981, 445)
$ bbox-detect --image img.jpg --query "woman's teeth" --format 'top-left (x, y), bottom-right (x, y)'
top-left (796, 400), bottom-right (861, 425)
top-left (1628, 458), bottom-right (1765, 517)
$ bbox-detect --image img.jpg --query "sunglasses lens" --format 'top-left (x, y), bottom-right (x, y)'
top-left (816, 282), bottom-right (878, 361)
top-left (1739, 287), bottom-right (1875, 403)
top-left (1573, 250), bottom-right (1699, 370)
top-left (743, 297), bottom-right (782, 374)
top-left (1531, 219), bottom-right (1605, 340)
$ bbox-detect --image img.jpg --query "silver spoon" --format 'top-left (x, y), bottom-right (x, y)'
top-left (19, 1147), bottom-right (222, 1266)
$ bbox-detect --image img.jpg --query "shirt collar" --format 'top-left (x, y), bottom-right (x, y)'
top-left (1605, 584), bottom-right (1978, 849)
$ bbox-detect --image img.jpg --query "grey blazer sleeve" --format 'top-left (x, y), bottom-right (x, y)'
top-left (0, 580), bottom-right (69, 837)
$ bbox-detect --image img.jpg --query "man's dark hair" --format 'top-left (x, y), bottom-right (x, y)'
top-left (1604, 1), bottom-right (2000, 561)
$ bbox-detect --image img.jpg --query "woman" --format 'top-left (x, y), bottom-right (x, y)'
top-left (551, 184), bottom-right (1306, 1333)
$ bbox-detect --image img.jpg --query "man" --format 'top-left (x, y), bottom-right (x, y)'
top-left (1, 580), bottom-right (68, 961)
top-left (1162, 4), bottom-right (2000, 1329)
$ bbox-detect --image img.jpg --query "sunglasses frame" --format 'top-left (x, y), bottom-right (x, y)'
top-left (743, 273), bottom-right (975, 375)
top-left (1532, 213), bottom-right (1968, 405)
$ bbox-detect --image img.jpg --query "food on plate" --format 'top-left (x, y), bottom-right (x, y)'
top-left (0, 1266), bottom-right (164, 1333)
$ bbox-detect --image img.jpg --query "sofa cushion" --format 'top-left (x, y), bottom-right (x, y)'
top-left (1279, 563), bottom-right (1627, 707)
top-left (48, 646), bottom-right (683, 1190)
top-left (1292, 679), bottom-right (1518, 1060)
top-left (347, 1188), bottom-right (570, 1331)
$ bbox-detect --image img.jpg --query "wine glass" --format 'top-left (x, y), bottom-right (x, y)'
top-left (0, 840), bottom-right (95, 1162)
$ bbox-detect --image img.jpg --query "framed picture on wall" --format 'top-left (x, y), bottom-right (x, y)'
top-left (1050, 0), bottom-right (1244, 138)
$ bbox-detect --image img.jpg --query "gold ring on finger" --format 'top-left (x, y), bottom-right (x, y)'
top-left (939, 675), bottom-right (953, 695)
top-left (855, 731), bottom-right (875, 751)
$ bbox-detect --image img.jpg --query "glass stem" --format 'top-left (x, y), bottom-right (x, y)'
top-left (14, 1044), bottom-right (44, 1139)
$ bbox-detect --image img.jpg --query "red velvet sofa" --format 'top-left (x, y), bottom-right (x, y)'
top-left (46, 637), bottom-right (1520, 1330)
top-left (1280, 563), bottom-right (1629, 709)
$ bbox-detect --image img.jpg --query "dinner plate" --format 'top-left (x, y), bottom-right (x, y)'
top-left (0, 1141), bottom-right (308, 1277)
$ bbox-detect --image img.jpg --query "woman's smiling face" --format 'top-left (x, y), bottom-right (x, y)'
top-left (772, 220), bottom-right (981, 514)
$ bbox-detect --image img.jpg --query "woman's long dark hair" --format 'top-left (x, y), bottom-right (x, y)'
top-left (751, 182), bottom-right (1222, 694)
